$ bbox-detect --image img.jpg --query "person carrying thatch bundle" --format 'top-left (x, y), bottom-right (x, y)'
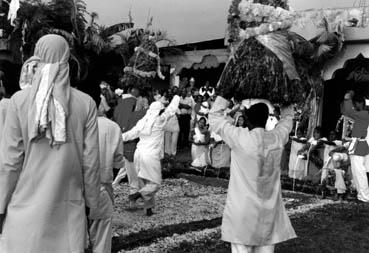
top-left (209, 96), bottom-right (296, 253)
top-left (207, 0), bottom-right (353, 251)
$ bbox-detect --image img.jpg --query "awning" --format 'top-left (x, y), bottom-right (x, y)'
top-left (322, 44), bottom-right (369, 80)
top-left (193, 55), bottom-right (220, 70)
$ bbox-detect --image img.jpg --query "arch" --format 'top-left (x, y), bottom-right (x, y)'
top-left (321, 53), bottom-right (369, 136)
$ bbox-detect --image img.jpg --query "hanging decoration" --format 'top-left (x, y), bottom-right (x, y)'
top-left (294, 7), bottom-right (369, 29)
top-left (120, 34), bottom-right (165, 88)
top-left (238, 1), bottom-right (297, 40)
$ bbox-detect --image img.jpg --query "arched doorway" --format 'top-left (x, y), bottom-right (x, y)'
top-left (179, 63), bottom-right (225, 88)
top-left (322, 54), bottom-right (369, 136)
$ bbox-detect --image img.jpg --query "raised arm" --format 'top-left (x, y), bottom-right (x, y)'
top-left (122, 124), bottom-right (141, 142)
top-left (270, 105), bottom-right (294, 146)
top-left (161, 95), bottom-right (180, 120)
top-left (208, 96), bottom-right (246, 149)
top-left (0, 98), bottom-right (24, 216)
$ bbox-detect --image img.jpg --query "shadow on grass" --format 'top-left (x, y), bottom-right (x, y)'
top-left (166, 203), bottom-right (369, 253)
top-left (112, 217), bottom-right (222, 252)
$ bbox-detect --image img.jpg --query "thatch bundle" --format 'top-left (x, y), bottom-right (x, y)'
top-left (219, 35), bottom-right (314, 104)
top-left (120, 36), bottom-right (162, 88)
top-left (220, 0), bottom-right (343, 105)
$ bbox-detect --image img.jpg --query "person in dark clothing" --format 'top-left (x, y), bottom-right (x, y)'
top-left (178, 89), bottom-right (194, 149)
top-left (341, 91), bottom-right (369, 202)
top-left (113, 87), bottom-right (145, 204)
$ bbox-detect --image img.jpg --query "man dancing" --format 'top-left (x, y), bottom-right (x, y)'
top-left (122, 95), bottom-right (180, 216)
top-left (208, 96), bottom-right (296, 253)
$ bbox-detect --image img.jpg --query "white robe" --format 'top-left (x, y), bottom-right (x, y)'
top-left (0, 88), bottom-right (100, 253)
top-left (123, 96), bottom-right (180, 184)
top-left (209, 96), bottom-right (296, 246)
top-left (288, 140), bottom-right (307, 180)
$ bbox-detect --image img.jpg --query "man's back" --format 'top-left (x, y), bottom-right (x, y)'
top-left (208, 96), bottom-right (296, 246)
top-left (97, 116), bottom-right (124, 185)
top-left (114, 95), bottom-right (136, 133)
top-left (0, 88), bottom-right (100, 253)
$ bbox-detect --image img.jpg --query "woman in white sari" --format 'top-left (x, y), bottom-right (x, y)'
top-left (190, 117), bottom-right (210, 168)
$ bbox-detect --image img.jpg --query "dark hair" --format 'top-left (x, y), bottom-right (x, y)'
top-left (247, 103), bottom-right (269, 128)
top-left (236, 115), bottom-right (246, 127)
top-left (352, 93), bottom-right (365, 105)
top-left (199, 116), bottom-right (207, 123)
top-left (314, 126), bottom-right (322, 134)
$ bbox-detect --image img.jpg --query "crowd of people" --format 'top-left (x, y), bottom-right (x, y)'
top-left (1, 34), bottom-right (369, 253)
top-left (100, 77), bottom-right (238, 172)
top-left (288, 91), bottom-right (369, 203)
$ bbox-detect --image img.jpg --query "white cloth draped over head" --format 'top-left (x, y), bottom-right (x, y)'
top-left (134, 101), bottom-right (165, 136)
top-left (20, 34), bottom-right (71, 147)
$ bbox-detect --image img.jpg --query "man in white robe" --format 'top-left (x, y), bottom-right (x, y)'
top-left (0, 35), bottom-right (100, 253)
top-left (122, 95), bottom-right (180, 216)
top-left (209, 96), bottom-right (296, 253)
top-left (89, 96), bottom-right (124, 253)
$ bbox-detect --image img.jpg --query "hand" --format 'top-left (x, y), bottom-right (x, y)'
top-left (281, 105), bottom-right (294, 118)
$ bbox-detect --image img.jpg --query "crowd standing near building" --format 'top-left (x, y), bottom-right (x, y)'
top-left (1, 26), bottom-right (369, 253)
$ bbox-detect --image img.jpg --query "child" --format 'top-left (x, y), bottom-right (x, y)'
top-left (321, 131), bottom-right (342, 180)
top-left (235, 114), bottom-right (246, 128)
top-left (288, 127), bottom-right (308, 180)
top-left (298, 127), bottom-right (327, 183)
top-left (190, 117), bottom-right (210, 168)
top-left (208, 131), bottom-right (231, 171)
top-left (321, 146), bottom-right (350, 201)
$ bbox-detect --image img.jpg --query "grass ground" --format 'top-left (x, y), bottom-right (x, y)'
top-left (166, 202), bottom-right (369, 253)
top-left (111, 175), bottom-right (369, 253)
top-left (110, 148), bottom-right (368, 253)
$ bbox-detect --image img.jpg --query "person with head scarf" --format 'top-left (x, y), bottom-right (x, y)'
top-left (0, 34), bottom-right (100, 253)
top-left (122, 94), bottom-right (180, 216)
top-left (209, 96), bottom-right (296, 253)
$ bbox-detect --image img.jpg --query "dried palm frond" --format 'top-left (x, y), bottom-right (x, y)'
top-left (314, 44), bottom-right (332, 59)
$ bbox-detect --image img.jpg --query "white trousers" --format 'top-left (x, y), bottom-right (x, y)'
top-left (89, 188), bottom-right (113, 253)
top-left (164, 131), bottom-right (179, 156)
top-left (138, 178), bottom-right (160, 209)
top-left (350, 155), bottom-right (369, 202)
top-left (231, 243), bottom-right (275, 253)
top-left (89, 217), bottom-right (112, 253)
top-left (112, 159), bottom-right (139, 194)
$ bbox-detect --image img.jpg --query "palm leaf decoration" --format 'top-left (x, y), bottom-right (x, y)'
top-left (311, 16), bottom-right (344, 62)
